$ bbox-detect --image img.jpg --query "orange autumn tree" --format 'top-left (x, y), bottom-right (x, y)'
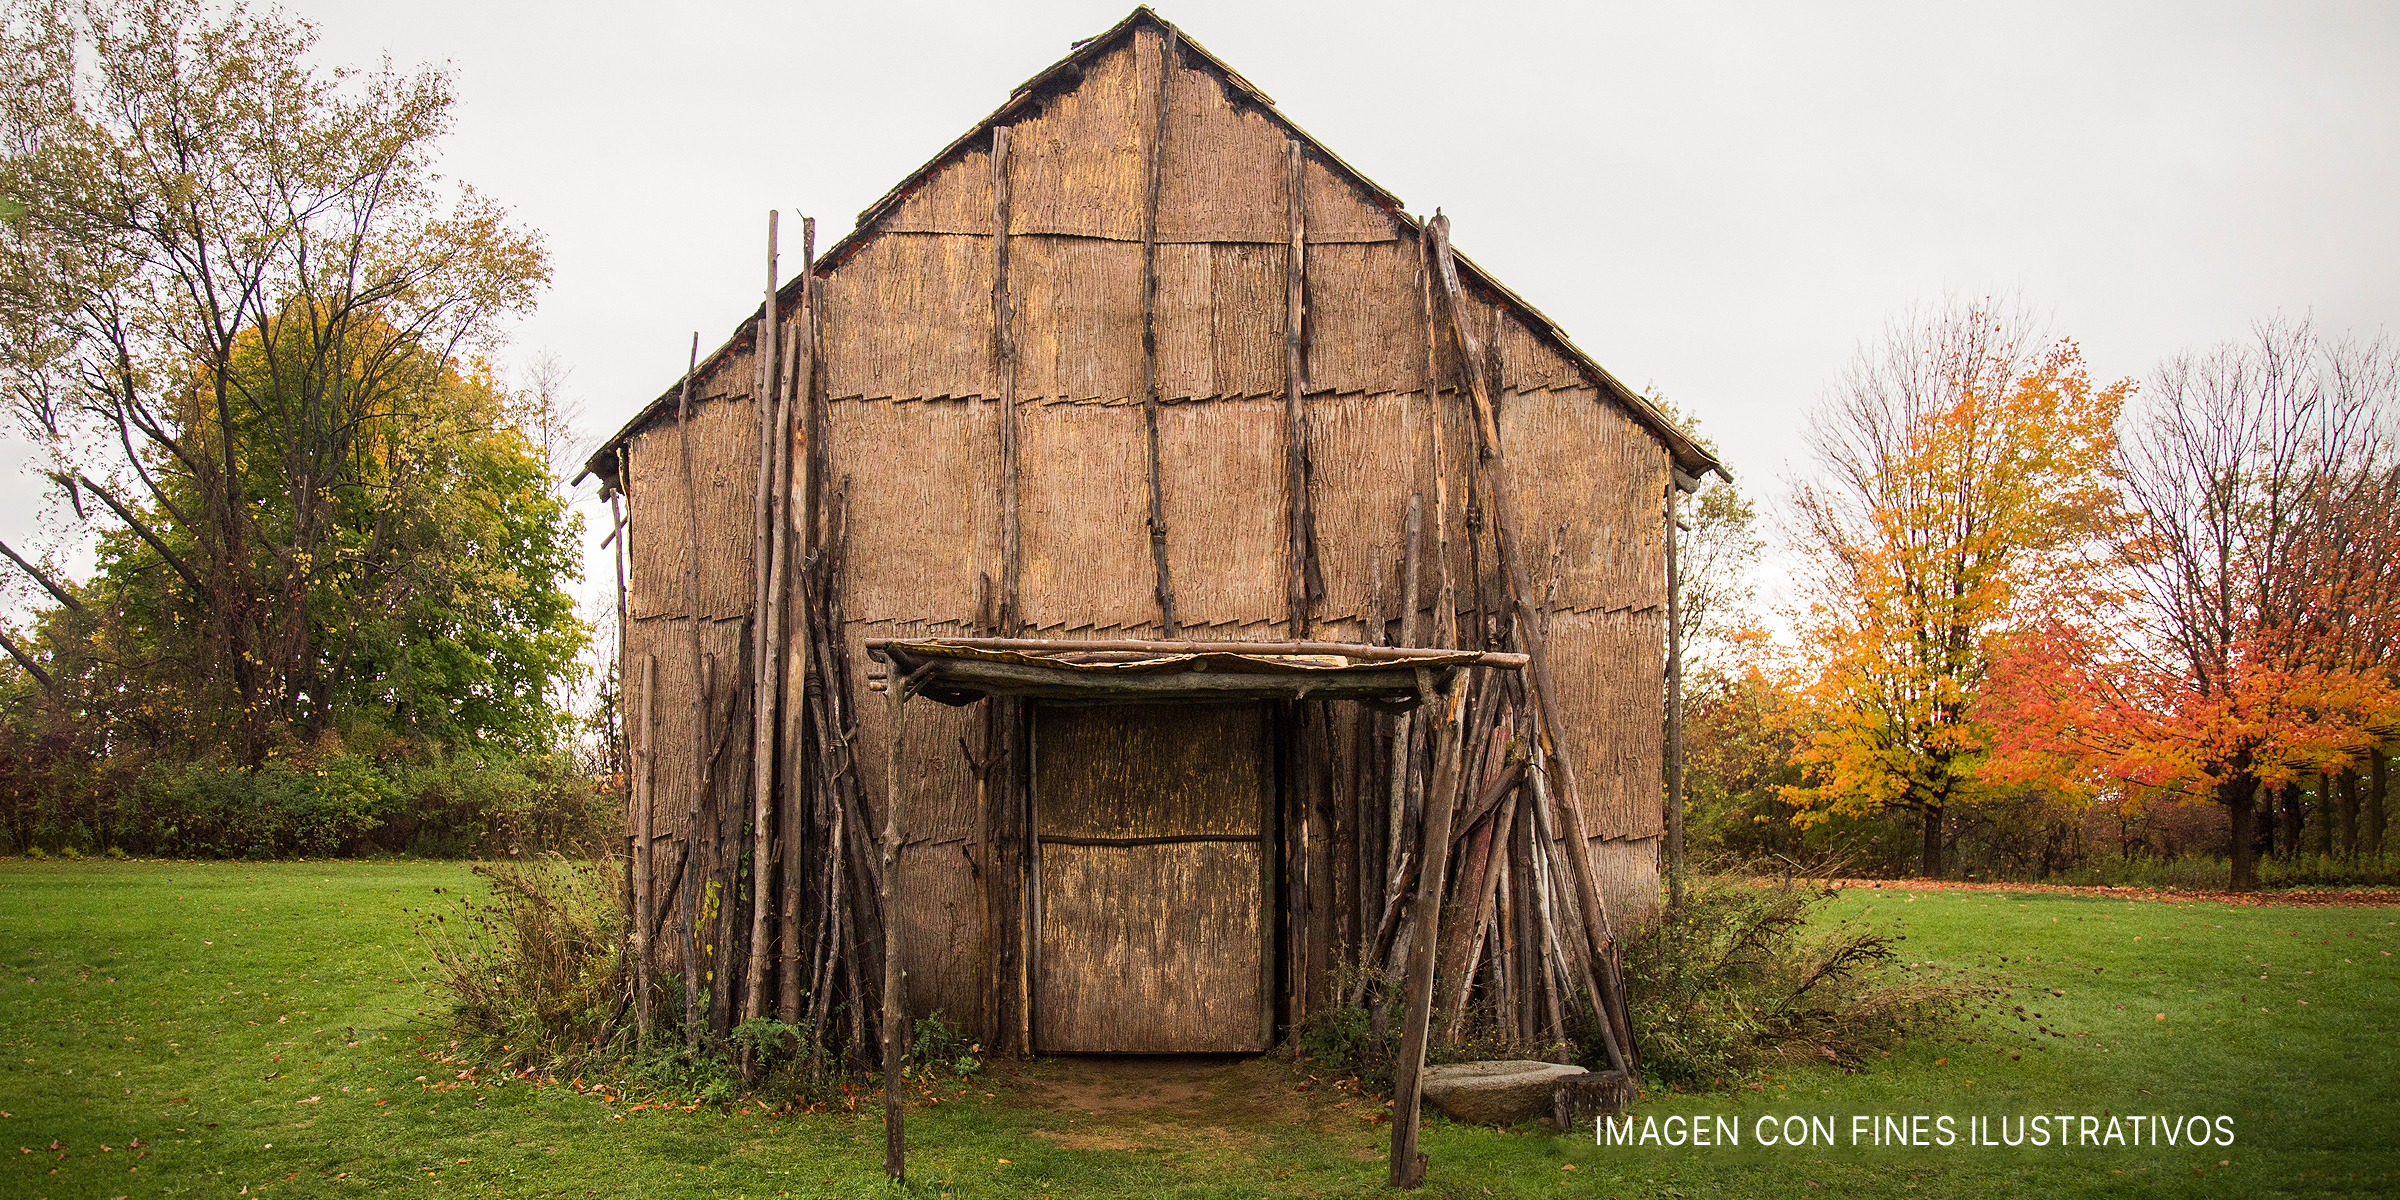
top-left (1984, 320), bottom-right (2400, 890)
top-left (1784, 303), bottom-right (2130, 876)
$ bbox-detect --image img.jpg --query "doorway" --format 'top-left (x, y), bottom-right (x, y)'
top-left (1031, 702), bottom-right (1273, 1053)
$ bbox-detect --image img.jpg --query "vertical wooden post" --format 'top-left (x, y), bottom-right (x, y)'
top-left (1138, 24), bottom-right (1180, 636)
top-left (633, 652), bottom-right (656, 1046)
top-left (1418, 226), bottom-right (1458, 652)
top-left (1665, 477), bottom-right (1686, 913)
top-left (988, 127), bottom-right (1032, 1056)
top-left (744, 212), bottom-right (781, 1026)
top-left (777, 218), bottom-right (818, 1024)
top-left (881, 684), bottom-right (911, 1182)
top-left (1389, 669), bottom-right (1466, 1190)
top-left (1386, 496), bottom-right (1422, 882)
top-left (1282, 139), bottom-right (1319, 636)
top-left (675, 333), bottom-right (707, 1054)
top-left (993, 126), bottom-right (1021, 638)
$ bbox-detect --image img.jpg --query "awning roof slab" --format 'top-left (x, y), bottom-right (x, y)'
top-left (864, 638), bottom-right (1525, 708)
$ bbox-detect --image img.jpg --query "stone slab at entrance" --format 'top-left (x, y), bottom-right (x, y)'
top-left (1420, 1061), bottom-right (1589, 1126)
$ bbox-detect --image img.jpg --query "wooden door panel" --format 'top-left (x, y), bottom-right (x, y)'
top-left (1034, 703), bottom-right (1270, 1053)
top-left (1035, 841), bottom-right (1263, 1052)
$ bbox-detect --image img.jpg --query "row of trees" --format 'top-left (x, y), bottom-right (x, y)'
top-left (0, 0), bottom-right (597, 856)
top-left (1675, 303), bottom-right (2397, 891)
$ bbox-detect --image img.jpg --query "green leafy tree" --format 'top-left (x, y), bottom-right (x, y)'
top-left (0, 0), bottom-right (566, 760)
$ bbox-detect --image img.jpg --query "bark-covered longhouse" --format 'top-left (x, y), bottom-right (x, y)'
top-left (583, 6), bottom-right (1724, 1077)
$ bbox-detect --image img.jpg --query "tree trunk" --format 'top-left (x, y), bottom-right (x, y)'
top-left (2281, 784), bottom-right (2304, 862)
top-left (2317, 773), bottom-right (2334, 856)
top-left (1920, 804), bottom-right (1943, 878)
top-left (2256, 783), bottom-right (2274, 861)
top-left (2224, 777), bottom-right (2257, 892)
top-left (2370, 749), bottom-right (2388, 859)
top-left (2338, 770), bottom-right (2360, 860)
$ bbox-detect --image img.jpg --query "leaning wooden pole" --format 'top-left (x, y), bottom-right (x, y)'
top-left (744, 211), bottom-right (782, 1026)
top-left (1425, 215), bottom-right (1631, 1062)
top-left (778, 217), bottom-right (818, 1024)
top-left (1389, 669), bottom-right (1468, 1190)
top-left (881, 684), bottom-right (911, 1182)
top-left (674, 332), bottom-right (707, 1054)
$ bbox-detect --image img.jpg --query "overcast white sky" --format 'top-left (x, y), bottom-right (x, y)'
top-left (5, 0), bottom-right (2397, 626)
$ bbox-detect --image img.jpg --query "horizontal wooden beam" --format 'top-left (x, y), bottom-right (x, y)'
top-left (864, 636), bottom-right (1526, 668)
top-left (868, 657), bottom-right (1450, 705)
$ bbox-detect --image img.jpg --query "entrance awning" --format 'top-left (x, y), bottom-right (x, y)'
top-left (863, 637), bottom-right (1527, 708)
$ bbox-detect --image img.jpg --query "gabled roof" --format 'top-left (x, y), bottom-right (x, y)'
top-left (583, 6), bottom-right (1725, 487)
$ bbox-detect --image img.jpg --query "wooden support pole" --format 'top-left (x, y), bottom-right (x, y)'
top-left (1425, 215), bottom-right (1633, 1072)
top-left (675, 333), bottom-right (707, 1054)
top-left (993, 126), bottom-right (1021, 638)
top-left (1665, 478), bottom-right (1686, 913)
top-left (1389, 669), bottom-right (1467, 1189)
top-left (778, 217), bottom-right (818, 1024)
top-left (1282, 139), bottom-right (1320, 636)
top-left (744, 212), bottom-right (781, 1027)
top-left (881, 684), bottom-right (911, 1182)
top-left (1138, 25), bottom-right (1180, 636)
top-left (633, 653), bottom-right (656, 1045)
top-left (1386, 495), bottom-right (1423, 889)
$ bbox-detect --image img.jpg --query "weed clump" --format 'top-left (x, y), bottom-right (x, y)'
top-left (419, 855), bottom-right (625, 1074)
top-left (1623, 872), bottom-right (1972, 1089)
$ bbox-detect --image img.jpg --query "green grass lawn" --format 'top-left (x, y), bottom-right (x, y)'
top-left (4, 861), bottom-right (2396, 1198)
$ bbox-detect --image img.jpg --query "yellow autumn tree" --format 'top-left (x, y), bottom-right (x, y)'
top-left (1782, 302), bottom-right (2131, 876)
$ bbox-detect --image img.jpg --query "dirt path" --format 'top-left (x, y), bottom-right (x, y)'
top-left (986, 1054), bottom-right (1390, 1159)
top-left (1825, 877), bottom-right (2400, 906)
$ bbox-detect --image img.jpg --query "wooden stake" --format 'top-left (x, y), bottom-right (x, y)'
top-left (881, 684), bottom-right (911, 1182)
top-left (745, 211), bottom-right (781, 1027)
top-left (1389, 670), bottom-right (1467, 1189)
top-left (675, 332), bottom-right (706, 1054)
top-left (1138, 25), bottom-right (1179, 636)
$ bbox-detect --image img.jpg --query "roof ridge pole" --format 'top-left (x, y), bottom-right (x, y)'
top-left (675, 331), bottom-right (706, 1055)
top-left (1282, 138), bottom-right (1320, 637)
top-left (745, 211), bottom-right (781, 1028)
top-left (992, 125), bottom-right (1020, 637)
top-left (1426, 213), bottom-right (1637, 1077)
top-left (1138, 23), bottom-right (1179, 637)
